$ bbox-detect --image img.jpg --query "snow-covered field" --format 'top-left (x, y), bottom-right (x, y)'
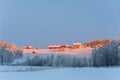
top-left (0, 66), bottom-right (54, 72)
top-left (12, 48), bottom-right (93, 65)
top-left (23, 48), bottom-right (93, 56)
top-left (0, 67), bottom-right (120, 80)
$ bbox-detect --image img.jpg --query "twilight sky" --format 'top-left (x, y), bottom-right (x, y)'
top-left (0, 0), bottom-right (120, 48)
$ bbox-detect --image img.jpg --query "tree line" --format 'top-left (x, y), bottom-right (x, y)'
top-left (0, 40), bottom-right (120, 67)
top-left (22, 40), bottom-right (120, 67)
top-left (85, 39), bottom-right (110, 48)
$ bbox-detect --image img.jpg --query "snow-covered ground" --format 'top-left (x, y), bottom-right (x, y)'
top-left (0, 67), bottom-right (120, 80)
top-left (12, 48), bottom-right (93, 65)
top-left (0, 66), bottom-right (54, 72)
top-left (23, 48), bottom-right (93, 56)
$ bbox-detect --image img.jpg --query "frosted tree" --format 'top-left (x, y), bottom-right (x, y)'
top-left (107, 40), bottom-right (119, 66)
top-left (31, 56), bottom-right (41, 66)
top-left (46, 54), bottom-right (54, 66)
top-left (92, 40), bottom-right (120, 67)
top-left (13, 49), bottom-right (23, 59)
top-left (0, 46), bottom-right (14, 65)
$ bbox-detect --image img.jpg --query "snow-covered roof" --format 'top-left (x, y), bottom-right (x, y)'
top-left (73, 42), bottom-right (82, 45)
top-left (48, 45), bottom-right (61, 47)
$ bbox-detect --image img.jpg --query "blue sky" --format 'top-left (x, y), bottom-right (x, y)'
top-left (0, 0), bottom-right (120, 48)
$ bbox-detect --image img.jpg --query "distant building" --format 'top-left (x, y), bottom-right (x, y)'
top-left (32, 50), bottom-right (38, 54)
top-left (48, 45), bottom-right (61, 49)
top-left (61, 45), bottom-right (71, 48)
top-left (48, 45), bottom-right (71, 49)
top-left (22, 46), bottom-right (33, 49)
top-left (73, 42), bottom-right (84, 49)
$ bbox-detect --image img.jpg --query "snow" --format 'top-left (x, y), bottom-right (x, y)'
top-left (23, 48), bottom-right (93, 56)
top-left (0, 66), bottom-right (54, 72)
top-left (0, 67), bottom-right (120, 80)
